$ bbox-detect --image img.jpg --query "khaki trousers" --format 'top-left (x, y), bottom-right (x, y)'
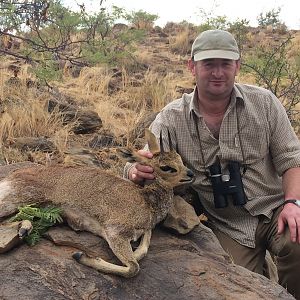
top-left (212, 206), bottom-right (300, 300)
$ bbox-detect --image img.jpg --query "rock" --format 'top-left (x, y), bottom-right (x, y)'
top-left (47, 99), bottom-right (102, 134)
top-left (108, 76), bottom-right (122, 94)
top-left (47, 99), bottom-right (70, 112)
top-left (0, 225), bottom-right (295, 300)
top-left (0, 163), bottom-right (289, 298)
top-left (9, 137), bottom-right (56, 152)
top-left (63, 147), bottom-right (110, 168)
top-left (176, 85), bottom-right (194, 94)
top-left (264, 250), bottom-right (279, 283)
top-left (5, 76), bottom-right (21, 87)
top-left (63, 109), bottom-right (102, 134)
top-left (89, 130), bottom-right (121, 148)
top-left (0, 222), bottom-right (22, 253)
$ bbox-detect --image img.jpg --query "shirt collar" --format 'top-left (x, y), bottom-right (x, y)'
top-left (188, 84), bottom-right (245, 118)
top-left (188, 86), bottom-right (200, 117)
top-left (232, 84), bottom-right (245, 104)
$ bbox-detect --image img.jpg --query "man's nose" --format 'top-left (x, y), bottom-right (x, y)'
top-left (211, 66), bottom-right (223, 77)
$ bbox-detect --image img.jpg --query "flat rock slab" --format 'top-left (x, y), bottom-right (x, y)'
top-left (0, 221), bottom-right (22, 253)
top-left (0, 224), bottom-right (295, 300)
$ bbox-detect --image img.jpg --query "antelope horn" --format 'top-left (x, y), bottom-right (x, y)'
top-left (167, 130), bottom-right (173, 151)
top-left (159, 131), bottom-right (164, 153)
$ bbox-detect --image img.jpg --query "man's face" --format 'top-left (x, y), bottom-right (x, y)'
top-left (188, 58), bottom-right (240, 100)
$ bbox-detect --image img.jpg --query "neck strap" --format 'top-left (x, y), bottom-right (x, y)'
top-left (191, 105), bottom-right (247, 177)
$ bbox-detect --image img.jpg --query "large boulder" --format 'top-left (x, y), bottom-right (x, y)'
top-left (0, 224), bottom-right (294, 300)
top-left (8, 137), bottom-right (56, 152)
top-left (0, 163), bottom-right (291, 299)
top-left (47, 99), bottom-right (102, 134)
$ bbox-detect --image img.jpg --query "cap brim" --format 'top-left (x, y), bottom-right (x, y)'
top-left (193, 50), bottom-right (240, 61)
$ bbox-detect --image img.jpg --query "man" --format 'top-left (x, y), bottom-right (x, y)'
top-left (124, 30), bottom-right (300, 298)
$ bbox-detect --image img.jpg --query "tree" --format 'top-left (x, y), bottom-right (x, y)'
top-left (0, 1), bottom-right (144, 83)
top-left (126, 10), bottom-right (158, 30)
top-left (197, 9), bottom-right (229, 31)
top-left (257, 7), bottom-right (282, 28)
top-left (242, 35), bottom-right (300, 128)
top-left (228, 19), bottom-right (250, 56)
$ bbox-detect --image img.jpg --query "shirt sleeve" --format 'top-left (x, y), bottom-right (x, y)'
top-left (268, 92), bottom-right (300, 175)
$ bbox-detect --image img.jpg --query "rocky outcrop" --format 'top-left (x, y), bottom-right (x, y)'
top-left (0, 224), bottom-right (294, 300)
top-left (8, 137), bottom-right (56, 152)
top-left (0, 162), bottom-right (293, 299)
top-left (47, 99), bottom-right (102, 134)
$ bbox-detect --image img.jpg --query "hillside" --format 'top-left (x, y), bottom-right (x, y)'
top-left (0, 23), bottom-right (299, 168)
top-left (0, 21), bottom-right (299, 300)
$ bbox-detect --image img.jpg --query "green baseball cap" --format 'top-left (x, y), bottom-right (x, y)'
top-left (191, 30), bottom-right (240, 61)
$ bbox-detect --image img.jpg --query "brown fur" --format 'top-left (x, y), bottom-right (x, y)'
top-left (0, 130), bottom-right (194, 277)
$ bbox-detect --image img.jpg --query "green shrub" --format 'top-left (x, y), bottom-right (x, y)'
top-left (10, 204), bottom-right (63, 246)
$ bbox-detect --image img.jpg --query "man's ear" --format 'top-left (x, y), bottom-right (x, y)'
top-left (235, 59), bottom-right (241, 75)
top-left (187, 58), bottom-right (196, 75)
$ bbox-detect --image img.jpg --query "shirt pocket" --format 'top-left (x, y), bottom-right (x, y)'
top-left (239, 128), bottom-right (269, 164)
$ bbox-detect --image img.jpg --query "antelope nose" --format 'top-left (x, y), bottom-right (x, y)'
top-left (187, 169), bottom-right (194, 178)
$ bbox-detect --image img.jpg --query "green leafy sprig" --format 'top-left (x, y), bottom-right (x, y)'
top-left (10, 204), bottom-right (63, 246)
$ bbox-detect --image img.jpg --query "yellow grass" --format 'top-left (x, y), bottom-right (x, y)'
top-left (1, 24), bottom-right (299, 164)
top-left (51, 67), bottom-right (180, 139)
top-left (0, 98), bottom-right (68, 142)
top-left (169, 28), bottom-right (191, 55)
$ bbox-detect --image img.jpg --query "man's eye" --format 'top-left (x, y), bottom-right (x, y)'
top-left (223, 62), bottom-right (233, 67)
top-left (160, 166), bottom-right (177, 173)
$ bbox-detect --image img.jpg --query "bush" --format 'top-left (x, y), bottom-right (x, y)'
top-left (197, 15), bottom-right (229, 31)
top-left (0, 2), bottom-right (145, 83)
top-left (228, 19), bottom-right (250, 56)
top-left (126, 10), bottom-right (158, 30)
top-left (257, 8), bottom-right (283, 28)
top-left (242, 35), bottom-right (300, 119)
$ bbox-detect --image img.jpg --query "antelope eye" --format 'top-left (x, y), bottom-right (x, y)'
top-left (160, 166), bottom-right (177, 173)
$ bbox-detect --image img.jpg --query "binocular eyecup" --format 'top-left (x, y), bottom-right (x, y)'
top-left (208, 160), bottom-right (246, 209)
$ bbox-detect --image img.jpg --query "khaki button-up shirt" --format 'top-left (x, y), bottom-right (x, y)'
top-left (124, 83), bottom-right (300, 247)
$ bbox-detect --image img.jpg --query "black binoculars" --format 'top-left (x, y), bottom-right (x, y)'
top-left (208, 159), bottom-right (247, 208)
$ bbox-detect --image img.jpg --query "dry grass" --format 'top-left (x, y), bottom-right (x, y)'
top-left (1, 24), bottom-right (299, 165)
top-left (93, 96), bottom-right (139, 137)
top-left (133, 48), bottom-right (153, 68)
top-left (52, 66), bottom-right (179, 139)
top-left (287, 32), bottom-right (300, 69)
top-left (0, 146), bottom-right (29, 164)
top-left (0, 95), bottom-right (67, 143)
top-left (51, 128), bottom-right (74, 155)
top-left (169, 28), bottom-right (192, 55)
top-left (91, 70), bottom-right (178, 140)
top-left (133, 71), bottom-right (178, 111)
top-left (53, 66), bottom-right (113, 105)
top-left (0, 64), bottom-right (76, 163)
top-left (237, 73), bottom-right (257, 85)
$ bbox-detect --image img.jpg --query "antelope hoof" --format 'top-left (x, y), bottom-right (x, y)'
top-left (72, 251), bottom-right (83, 261)
top-left (18, 220), bottom-right (33, 238)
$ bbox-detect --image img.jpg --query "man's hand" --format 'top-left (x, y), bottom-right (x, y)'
top-left (278, 203), bottom-right (300, 243)
top-left (128, 150), bottom-right (154, 184)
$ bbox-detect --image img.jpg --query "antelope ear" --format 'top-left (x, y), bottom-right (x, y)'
top-left (145, 129), bottom-right (160, 154)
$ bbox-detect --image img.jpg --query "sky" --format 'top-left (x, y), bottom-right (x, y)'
top-left (70, 0), bottom-right (300, 30)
